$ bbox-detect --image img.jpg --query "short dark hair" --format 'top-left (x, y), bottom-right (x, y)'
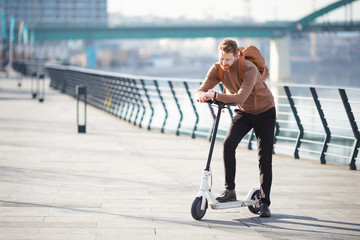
top-left (219, 38), bottom-right (238, 56)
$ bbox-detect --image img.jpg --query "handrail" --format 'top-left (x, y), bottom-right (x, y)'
top-left (12, 61), bottom-right (360, 170)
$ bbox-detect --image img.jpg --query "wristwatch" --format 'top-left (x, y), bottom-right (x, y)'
top-left (213, 92), bottom-right (217, 100)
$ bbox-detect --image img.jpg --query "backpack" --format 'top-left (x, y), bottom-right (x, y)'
top-left (218, 45), bottom-right (268, 109)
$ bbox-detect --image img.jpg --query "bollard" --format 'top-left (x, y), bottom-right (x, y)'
top-left (31, 72), bottom-right (37, 99)
top-left (38, 74), bottom-right (45, 103)
top-left (76, 85), bottom-right (87, 133)
top-left (17, 70), bottom-right (22, 87)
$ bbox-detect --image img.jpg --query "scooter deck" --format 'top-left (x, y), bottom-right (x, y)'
top-left (210, 199), bottom-right (255, 210)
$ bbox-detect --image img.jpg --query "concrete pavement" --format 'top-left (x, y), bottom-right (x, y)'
top-left (1, 75), bottom-right (360, 240)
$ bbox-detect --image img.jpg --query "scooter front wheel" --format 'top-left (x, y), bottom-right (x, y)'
top-left (248, 189), bottom-right (261, 214)
top-left (191, 197), bottom-right (208, 220)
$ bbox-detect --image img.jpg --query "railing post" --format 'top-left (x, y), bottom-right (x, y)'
top-left (112, 78), bottom-right (122, 117)
top-left (127, 79), bottom-right (136, 123)
top-left (140, 79), bottom-right (154, 130)
top-left (339, 89), bottom-right (359, 170)
top-left (154, 80), bottom-right (168, 133)
top-left (123, 80), bottom-right (132, 121)
top-left (118, 80), bottom-right (127, 119)
top-left (310, 87), bottom-right (330, 164)
top-left (284, 86), bottom-right (304, 159)
top-left (61, 70), bottom-right (68, 94)
top-left (132, 79), bottom-right (146, 128)
top-left (168, 81), bottom-right (183, 136)
top-left (184, 82), bottom-right (199, 139)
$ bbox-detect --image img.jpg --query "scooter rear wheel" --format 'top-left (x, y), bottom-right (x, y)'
top-left (191, 197), bottom-right (208, 220)
top-left (248, 189), bottom-right (261, 214)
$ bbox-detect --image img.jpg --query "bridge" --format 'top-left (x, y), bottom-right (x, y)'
top-left (30, 0), bottom-right (359, 41)
top-left (4, 1), bottom-right (360, 82)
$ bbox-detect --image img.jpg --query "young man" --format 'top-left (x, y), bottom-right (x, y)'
top-left (197, 38), bottom-right (275, 217)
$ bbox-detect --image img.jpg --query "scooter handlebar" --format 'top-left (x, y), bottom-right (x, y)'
top-left (204, 99), bottom-right (237, 106)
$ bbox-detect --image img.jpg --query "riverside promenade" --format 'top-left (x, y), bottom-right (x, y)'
top-left (1, 75), bottom-right (360, 240)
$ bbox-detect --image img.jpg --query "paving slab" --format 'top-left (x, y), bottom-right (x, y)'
top-left (0, 76), bottom-right (360, 240)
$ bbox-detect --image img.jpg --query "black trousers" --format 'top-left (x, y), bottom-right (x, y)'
top-left (223, 107), bottom-right (276, 206)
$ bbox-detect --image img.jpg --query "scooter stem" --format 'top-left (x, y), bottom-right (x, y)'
top-left (205, 102), bottom-right (225, 171)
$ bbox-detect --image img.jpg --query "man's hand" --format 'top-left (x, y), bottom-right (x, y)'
top-left (198, 89), bottom-right (216, 103)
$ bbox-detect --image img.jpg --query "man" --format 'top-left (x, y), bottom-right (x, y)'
top-left (197, 38), bottom-right (275, 217)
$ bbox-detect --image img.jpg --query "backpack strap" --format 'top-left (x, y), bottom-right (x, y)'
top-left (217, 66), bottom-right (226, 94)
top-left (254, 86), bottom-right (257, 110)
top-left (238, 49), bottom-right (257, 109)
top-left (218, 66), bottom-right (224, 82)
top-left (238, 49), bottom-right (245, 81)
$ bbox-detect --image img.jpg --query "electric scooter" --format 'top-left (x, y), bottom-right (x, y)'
top-left (191, 99), bottom-right (261, 220)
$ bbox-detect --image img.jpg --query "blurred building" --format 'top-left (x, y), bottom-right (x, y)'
top-left (0, 0), bottom-right (107, 26)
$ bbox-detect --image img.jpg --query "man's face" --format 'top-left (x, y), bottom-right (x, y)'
top-left (219, 50), bottom-right (237, 71)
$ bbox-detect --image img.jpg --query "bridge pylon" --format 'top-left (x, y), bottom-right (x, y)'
top-left (270, 35), bottom-right (291, 82)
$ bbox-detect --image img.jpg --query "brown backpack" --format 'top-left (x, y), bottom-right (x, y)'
top-left (218, 45), bottom-right (268, 109)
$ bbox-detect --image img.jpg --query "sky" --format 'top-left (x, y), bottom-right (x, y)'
top-left (107, 0), bottom-right (360, 22)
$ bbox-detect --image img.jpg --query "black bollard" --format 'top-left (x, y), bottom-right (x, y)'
top-left (38, 74), bottom-right (45, 103)
top-left (76, 85), bottom-right (87, 133)
top-left (31, 72), bottom-right (37, 99)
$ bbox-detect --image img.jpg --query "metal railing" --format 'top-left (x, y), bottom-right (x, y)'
top-left (12, 61), bottom-right (360, 170)
top-left (273, 84), bottom-right (359, 170)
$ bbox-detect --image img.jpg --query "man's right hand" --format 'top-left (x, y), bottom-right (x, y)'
top-left (198, 89), bottom-right (216, 103)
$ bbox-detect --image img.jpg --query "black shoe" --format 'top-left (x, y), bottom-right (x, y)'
top-left (216, 189), bottom-right (237, 202)
top-left (259, 204), bottom-right (271, 217)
